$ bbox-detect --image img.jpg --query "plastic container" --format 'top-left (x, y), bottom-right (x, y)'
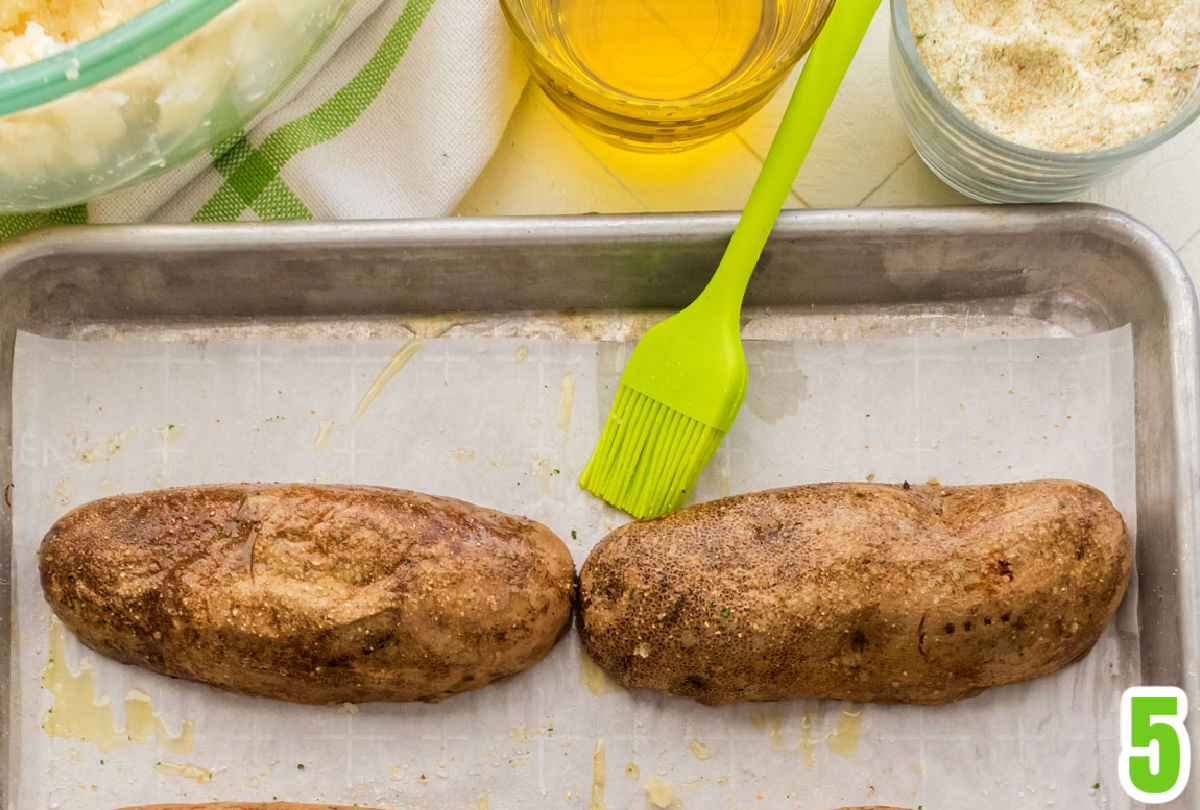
top-left (889, 0), bottom-right (1200, 203)
top-left (0, 0), bottom-right (356, 212)
top-left (500, 0), bottom-right (836, 151)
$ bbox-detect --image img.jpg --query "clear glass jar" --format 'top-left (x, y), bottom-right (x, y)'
top-left (889, 0), bottom-right (1200, 203)
top-left (501, 0), bottom-right (836, 151)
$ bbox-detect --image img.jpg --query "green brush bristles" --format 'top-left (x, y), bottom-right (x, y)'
top-left (579, 0), bottom-right (879, 519)
top-left (579, 386), bottom-right (725, 519)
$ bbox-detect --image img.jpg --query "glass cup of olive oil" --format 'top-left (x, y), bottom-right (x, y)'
top-left (501, 0), bottom-right (837, 150)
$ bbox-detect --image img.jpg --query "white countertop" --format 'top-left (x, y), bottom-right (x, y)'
top-left (459, 7), bottom-right (1200, 290)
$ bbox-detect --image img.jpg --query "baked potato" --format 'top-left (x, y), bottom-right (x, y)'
top-left (116, 805), bottom-right (374, 810)
top-left (114, 803), bottom-right (910, 809)
top-left (41, 484), bottom-right (575, 704)
top-left (579, 480), bottom-right (1130, 705)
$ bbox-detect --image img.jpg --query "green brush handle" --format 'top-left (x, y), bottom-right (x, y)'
top-left (699, 0), bottom-right (884, 319)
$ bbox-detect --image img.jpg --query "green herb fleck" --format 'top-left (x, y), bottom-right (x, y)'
top-left (916, 32), bottom-right (927, 41)
top-left (1058, 500), bottom-right (1066, 509)
top-left (571, 530), bottom-right (577, 540)
top-left (297, 763), bottom-right (305, 770)
top-left (1143, 76), bottom-right (1155, 84)
top-left (1091, 782), bottom-right (1100, 790)
top-left (721, 607), bottom-right (731, 618)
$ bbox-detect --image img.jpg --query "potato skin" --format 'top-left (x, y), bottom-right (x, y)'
top-left (116, 805), bottom-right (374, 810)
top-left (116, 806), bottom-right (905, 810)
top-left (579, 480), bottom-right (1131, 706)
top-left (41, 484), bottom-right (575, 704)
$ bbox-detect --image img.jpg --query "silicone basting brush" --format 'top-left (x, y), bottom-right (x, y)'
top-left (577, 0), bottom-right (883, 518)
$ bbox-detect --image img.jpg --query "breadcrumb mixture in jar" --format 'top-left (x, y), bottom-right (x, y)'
top-left (909, 0), bottom-right (1200, 152)
top-left (0, 0), bottom-right (160, 68)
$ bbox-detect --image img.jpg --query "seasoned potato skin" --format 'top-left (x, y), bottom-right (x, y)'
top-left (116, 805), bottom-right (374, 810)
top-left (116, 805), bottom-right (909, 810)
top-left (579, 480), bottom-right (1131, 706)
top-left (116, 806), bottom-right (905, 810)
top-left (41, 484), bottom-right (575, 704)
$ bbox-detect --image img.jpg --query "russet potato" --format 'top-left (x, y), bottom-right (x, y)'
top-left (41, 484), bottom-right (575, 704)
top-left (579, 480), bottom-right (1130, 705)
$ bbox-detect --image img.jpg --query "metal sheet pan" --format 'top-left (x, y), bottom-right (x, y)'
top-left (1, 204), bottom-right (1197, 809)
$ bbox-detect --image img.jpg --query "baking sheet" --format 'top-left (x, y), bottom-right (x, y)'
top-left (10, 326), bottom-right (1138, 810)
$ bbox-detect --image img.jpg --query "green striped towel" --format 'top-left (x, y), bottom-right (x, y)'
top-left (1, 0), bottom-right (527, 239)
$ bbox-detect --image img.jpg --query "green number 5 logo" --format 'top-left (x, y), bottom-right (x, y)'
top-left (1120, 686), bottom-right (1190, 803)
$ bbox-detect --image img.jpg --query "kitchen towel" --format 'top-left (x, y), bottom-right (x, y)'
top-left (0, 0), bottom-right (528, 235)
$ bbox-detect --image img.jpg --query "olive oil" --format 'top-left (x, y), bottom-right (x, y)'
top-left (41, 618), bottom-right (195, 754)
top-left (503, 0), bottom-right (833, 148)
top-left (556, 0), bottom-right (773, 101)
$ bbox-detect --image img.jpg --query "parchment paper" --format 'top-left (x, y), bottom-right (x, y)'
top-left (10, 326), bottom-right (1138, 810)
